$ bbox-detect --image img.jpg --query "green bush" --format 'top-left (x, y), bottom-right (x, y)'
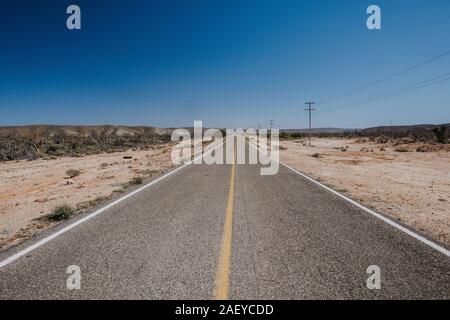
top-left (432, 126), bottom-right (447, 144)
top-left (47, 204), bottom-right (74, 221)
top-left (130, 176), bottom-right (144, 185)
top-left (66, 169), bottom-right (81, 178)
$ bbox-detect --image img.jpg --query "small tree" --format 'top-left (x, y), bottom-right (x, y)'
top-left (432, 126), bottom-right (447, 144)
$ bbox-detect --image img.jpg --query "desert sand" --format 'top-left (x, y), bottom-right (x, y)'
top-left (280, 138), bottom-right (450, 246)
top-left (0, 145), bottom-right (174, 250)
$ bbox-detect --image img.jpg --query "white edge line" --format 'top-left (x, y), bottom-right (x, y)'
top-left (0, 138), bottom-right (230, 269)
top-left (248, 139), bottom-right (450, 257)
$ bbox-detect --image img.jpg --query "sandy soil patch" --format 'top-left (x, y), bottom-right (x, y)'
top-left (280, 138), bottom-right (450, 246)
top-left (0, 145), bottom-right (175, 250)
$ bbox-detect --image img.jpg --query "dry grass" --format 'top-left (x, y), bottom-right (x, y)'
top-left (66, 169), bottom-right (81, 178)
top-left (46, 204), bottom-right (74, 221)
top-left (281, 137), bottom-right (450, 246)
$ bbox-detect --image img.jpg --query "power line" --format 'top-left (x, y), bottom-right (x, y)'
top-left (305, 102), bottom-right (316, 147)
top-left (318, 49), bottom-right (450, 105)
top-left (379, 76), bottom-right (450, 101)
top-left (319, 72), bottom-right (450, 114)
top-left (320, 73), bottom-right (450, 113)
top-left (375, 73), bottom-right (450, 99)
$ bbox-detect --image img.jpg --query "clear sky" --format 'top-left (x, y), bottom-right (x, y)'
top-left (1, 0), bottom-right (449, 129)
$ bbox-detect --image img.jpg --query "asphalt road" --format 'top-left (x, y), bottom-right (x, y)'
top-left (0, 137), bottom-right (449, 299)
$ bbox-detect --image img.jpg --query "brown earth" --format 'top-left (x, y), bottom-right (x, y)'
top-left (0, 144), bottom-right (175, 250)
top-left (280, 138), bottom-right (450, 247)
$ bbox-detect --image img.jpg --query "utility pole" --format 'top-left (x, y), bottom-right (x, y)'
top-left (269, 120), bottom-right (275, 130)
top-left (105, 121), bottom-right (110, 145)
top-left (304, 102), bottom-right (316, 147)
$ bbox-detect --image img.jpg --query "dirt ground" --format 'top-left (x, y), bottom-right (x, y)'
top-left (280, 138), bottom-right (450, 246)
top-left (2, 137), bottom-right (449, 251)
top-left (0, 145), bottom-right (175, 250)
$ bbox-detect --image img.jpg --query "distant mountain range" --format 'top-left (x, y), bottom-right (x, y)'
top-left (281, 123), bottom-right (449, 134)
top-left (0, 123), bottom-right (448, 138)
top-left (0, 125), bottom-right (172, 138)
top-left (0, 123), bottom-right (448, 161)
top-left (281, 128), bottom-right (351, 134)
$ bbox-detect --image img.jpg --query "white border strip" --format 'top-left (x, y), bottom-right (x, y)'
top-left (248, 139), bottom-right (450, 257)
top-left (0, 138), bottom-right (230, 269)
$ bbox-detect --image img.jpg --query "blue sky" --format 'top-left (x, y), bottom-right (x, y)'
top-left (0, 0), bottom-right (449, 129)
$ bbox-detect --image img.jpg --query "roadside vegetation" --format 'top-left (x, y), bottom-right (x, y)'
top-left (65, 169), bottom-right (81, 178)
top-left (46, 204), bottom-right (75, 221)
top-left (0, 125), bottom-right (171, 161)
top-left (279, 124), bottom-right (449, 143)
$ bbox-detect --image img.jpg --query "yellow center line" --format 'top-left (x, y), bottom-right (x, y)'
top-left (214, 138), bottom-right (237, 300)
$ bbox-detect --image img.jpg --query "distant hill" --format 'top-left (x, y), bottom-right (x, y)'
top-left (1, 123), bottom-right (448, 161)
top-left (281, 128), bottom-right (350, 134)
top-left (281, 124), bottom-right (450, 134)
top-left (0, 125), bottom-right (172, 139)
top-left (280, 124), bottom-right (449, 141)
top-left (360, 124), bottom-right (449, 138)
